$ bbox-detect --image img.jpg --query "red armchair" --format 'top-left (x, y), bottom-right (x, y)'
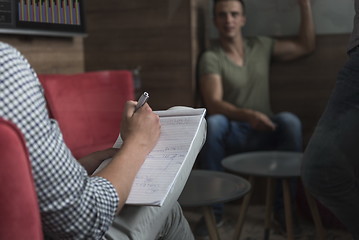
top-left (0, 118), bottom-right (43, 240)
top-left (39, 70), bottom-right (134, 159)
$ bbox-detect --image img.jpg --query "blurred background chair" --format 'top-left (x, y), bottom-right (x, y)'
top-left (39, 70), bottom-right (134, 159)
top-left (0, 118), bottom-right (43, 240)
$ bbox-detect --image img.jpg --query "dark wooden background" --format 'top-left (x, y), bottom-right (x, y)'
top-left (0, 0), bottom-right (350, 148)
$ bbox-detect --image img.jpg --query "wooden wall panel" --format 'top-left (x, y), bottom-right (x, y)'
top-left (0, 0), bottom-right (344, 149)
top-left (0, 35), bottom-right (84, 74)
top-left (270, 34), bottom-right (350, 146)
top-left (84, 0), bottom-right (208, 110)
top-left (191, 0), bottom-right (210, 107)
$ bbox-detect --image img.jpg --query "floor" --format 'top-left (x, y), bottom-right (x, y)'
top-left (183, 201), bottom-right (352, 240)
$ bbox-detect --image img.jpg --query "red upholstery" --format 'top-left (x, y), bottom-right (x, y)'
top-left (0, 118), bottom-right (43, 240)
top-left (39, 70), bottom-right (134, 159)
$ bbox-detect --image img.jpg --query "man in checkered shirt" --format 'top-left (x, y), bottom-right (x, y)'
top-left (0, 42), bottom-right (194, 240)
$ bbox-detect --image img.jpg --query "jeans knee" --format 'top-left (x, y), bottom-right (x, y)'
top-left (275, 112), bottom-right (302, 130)
top-left (206, 114), bottom-right (229, 136)
top-left (273, 112), bottom-right (302, 150)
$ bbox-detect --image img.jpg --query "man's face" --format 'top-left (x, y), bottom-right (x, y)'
top-left (214, 1), bottom-right (246, 40)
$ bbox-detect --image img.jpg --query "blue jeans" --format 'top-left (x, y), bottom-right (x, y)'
top-left (302, 47), bottom-right (359, 239)
top-left (198, 112), bottom-right (302, 216)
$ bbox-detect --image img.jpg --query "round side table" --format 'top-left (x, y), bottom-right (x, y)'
top-left (178, 169), bottom-right (251, 240)
top-left (222, 151), bottom-right (325, 240)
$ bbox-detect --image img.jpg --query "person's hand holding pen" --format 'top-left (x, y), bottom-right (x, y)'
top-left (120, 92), bottom-right (160, 156)
top-left (134, 92), bottom-right (149, 113)
top-left (95, 92), bottom-right (160, 210)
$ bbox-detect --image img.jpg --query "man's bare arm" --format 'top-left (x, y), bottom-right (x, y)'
top-left (94, 101), bottom-right (160, 212)
top-left (200, 73), bottom-right (276, 131)
top-left (273, 0), bottom-right (316, 61)
top-left (78, 148), bottom-right (118, 175)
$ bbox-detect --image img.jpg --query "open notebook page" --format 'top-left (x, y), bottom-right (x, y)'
top-left (93, 107), bottom-right (206, 206)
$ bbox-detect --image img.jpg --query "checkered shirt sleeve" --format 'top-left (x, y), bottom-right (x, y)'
top-left (0, 42), bottom-right (119, 239)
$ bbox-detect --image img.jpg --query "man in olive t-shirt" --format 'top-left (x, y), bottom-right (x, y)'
top-left (199, 36), bottom-right (274, 117)
top-left (195, 0), bottom-right (315, 237)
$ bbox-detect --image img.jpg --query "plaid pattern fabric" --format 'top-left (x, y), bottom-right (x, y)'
top-left (0, 42), bottom-right (119, 239)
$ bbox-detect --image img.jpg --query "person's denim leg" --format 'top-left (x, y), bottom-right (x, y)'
top-left (198, 112), bottom-right (302, 223)
top-left (272, 112), bottom-right (302, 152)
top-left (198, 114), bottom-right (249, 171)
top-left (197, 114), bottom-right (249, 217)
top-left (198, 114), bottom-right (229, 171)
top-left (302, 49), bottom-right (359, 239)
top-left (272, 112), bottom-right (302, 214)
top-left (243, 112), bottom-right (302, 152)
top-left (243, 112), bottom-right (302, 222)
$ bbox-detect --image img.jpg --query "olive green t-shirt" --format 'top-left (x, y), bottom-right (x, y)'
top-left (199, 36), bottom-right (275, 116)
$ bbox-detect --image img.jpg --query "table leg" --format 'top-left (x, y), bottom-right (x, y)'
top-left (304, 188), bottom-right (326, 240)
top-left (233, 175), bottom-right (255, 240)
top-left (282, 179), bottom-right (294, 240)
top-left (202, 206), bottom-right (221, 240)
top-left (264, 177), bottom-right (274, 240)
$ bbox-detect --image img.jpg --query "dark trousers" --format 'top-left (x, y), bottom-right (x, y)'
top-left (302, 47), bottom-right (359, 240)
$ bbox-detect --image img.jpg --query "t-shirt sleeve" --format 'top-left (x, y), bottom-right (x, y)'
top-left (257, 36), bottom-right (275, 56)
top-left (198, 50), bottom-right (221, 77)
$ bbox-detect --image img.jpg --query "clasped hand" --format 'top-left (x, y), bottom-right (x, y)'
top-left (248, 110), bottom-right (276, 131)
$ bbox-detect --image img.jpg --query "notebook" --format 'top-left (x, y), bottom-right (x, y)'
top-left (93, 107), bottom-right (206, 206)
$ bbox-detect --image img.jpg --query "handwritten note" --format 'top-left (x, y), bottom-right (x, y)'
top-left (94, 107), bottom-right (206, 206)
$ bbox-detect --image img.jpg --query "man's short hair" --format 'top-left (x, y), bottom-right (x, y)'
top-left (213, 0), bottom-right (246, 16)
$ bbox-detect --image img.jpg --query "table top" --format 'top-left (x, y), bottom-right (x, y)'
top-left (178, 170), bottom-right (251, 207)
top-left (222, 151), bottom-right (303, 178)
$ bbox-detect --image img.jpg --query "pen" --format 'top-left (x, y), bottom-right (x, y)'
top-left (135, 92), bottom-right (149, 112)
